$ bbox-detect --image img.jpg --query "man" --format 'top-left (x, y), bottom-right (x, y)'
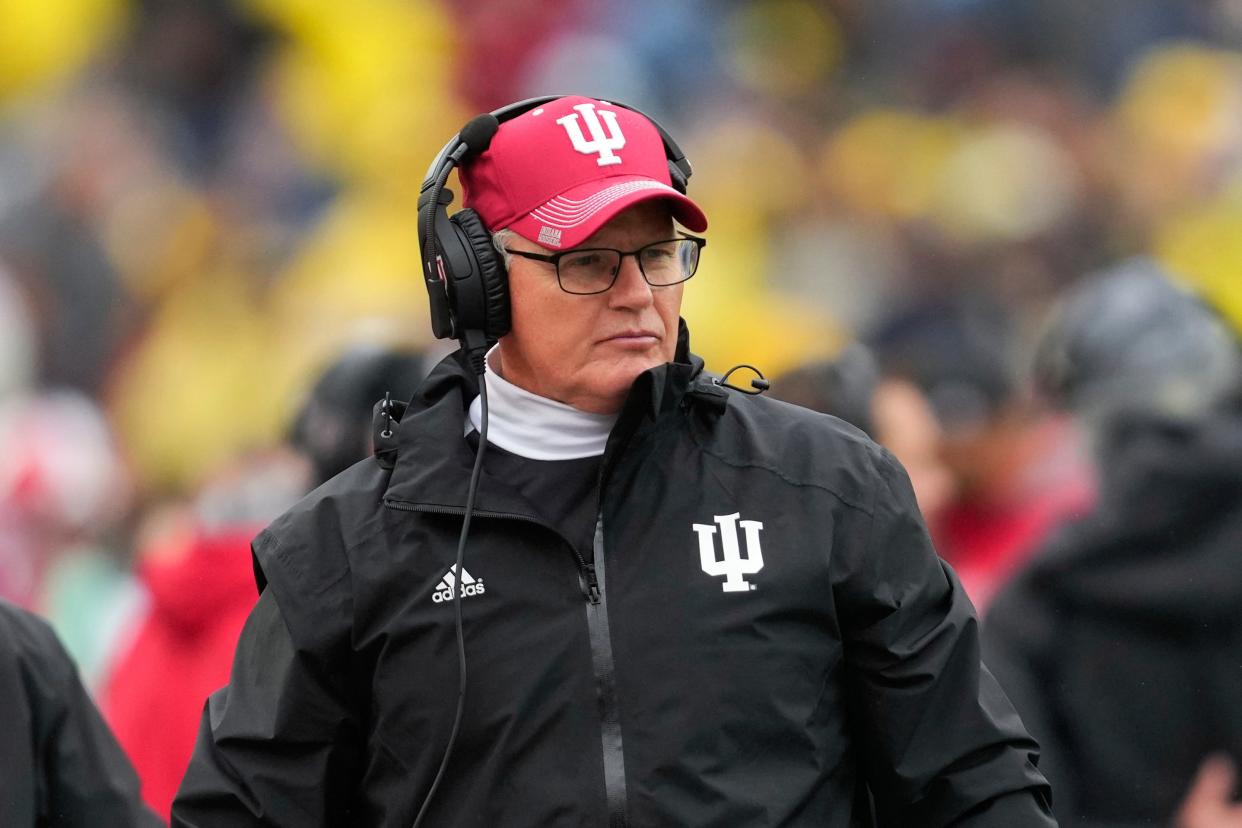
top-left (984, 260), bottom-right (1242, 828)
top-left (0, 598), bottom-right (163, 827)
top-left (174, 96), bottom-right (1054, 826)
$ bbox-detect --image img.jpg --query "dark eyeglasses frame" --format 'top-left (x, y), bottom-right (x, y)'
top-left (505, 235), bottom-right (706, 295)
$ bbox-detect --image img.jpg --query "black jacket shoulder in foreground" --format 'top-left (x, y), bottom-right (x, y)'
top-left (0, 599), bottom-right (162, 828)
top-left (176, 333), bottom-right (1055, 828)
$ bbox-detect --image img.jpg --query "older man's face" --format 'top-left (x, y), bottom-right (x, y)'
top-left (495, 201), bottom-right (684, 414)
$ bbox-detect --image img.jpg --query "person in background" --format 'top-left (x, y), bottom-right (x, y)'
top-left (1, 597), bottom-right (162, 827)
top-left (288, 343), bottom-right (427, 487)
top-left (0, 389), bottom-right (141, 688)
top-left (983, 259), bottom-right (1242, 828)
top-left (770, 344), bottom-right (957, 525)
top-left (866, 298), bottom-right (1092, 611)
top-left (100, 485), bottom-right (277, 822)
top-left (101, 343), bottom-right (425, 819)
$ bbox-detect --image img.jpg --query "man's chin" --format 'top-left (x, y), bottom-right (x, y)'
top-left (606, 351), bottom-right (669, 377)
top-left (596, 355), bottom-right (667, 394)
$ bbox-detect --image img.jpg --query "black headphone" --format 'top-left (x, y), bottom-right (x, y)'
top-left (417, 96), bottom-right (695, 359)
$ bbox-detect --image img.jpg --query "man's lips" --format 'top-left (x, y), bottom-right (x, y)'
top-left (599, 330), bottom-right (661, 346)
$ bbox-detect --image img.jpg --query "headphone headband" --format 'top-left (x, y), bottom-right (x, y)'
top-left (420, 96), bottom-right (692, 198)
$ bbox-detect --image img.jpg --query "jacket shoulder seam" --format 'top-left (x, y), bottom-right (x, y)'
top-left (254, 505), bottom-right (384, 603)
top-left (688, 425), bottom-right (876, 516)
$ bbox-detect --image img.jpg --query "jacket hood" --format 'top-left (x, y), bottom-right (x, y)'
top-left (1024, 408), bottom-right (1242, 628)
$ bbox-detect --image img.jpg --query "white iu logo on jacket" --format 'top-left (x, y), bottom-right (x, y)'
top-left (693, 512), bottom-right (764, 592)
top-left (557, 102), bottom-right (626, 166)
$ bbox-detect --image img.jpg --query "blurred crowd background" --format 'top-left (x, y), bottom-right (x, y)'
top-left (2, 0), bottom-right (1242, 822)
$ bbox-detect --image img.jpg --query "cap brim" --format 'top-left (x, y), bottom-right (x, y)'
top-left (508, 175), bottom-right (708, 250)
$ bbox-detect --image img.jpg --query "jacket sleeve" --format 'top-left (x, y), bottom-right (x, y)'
top-left (0, 601), bottom-right (163, 828)
top-left (832, 449), bottom-right (1056, 827)
top-left (172, 567), bottom-right (363, 826)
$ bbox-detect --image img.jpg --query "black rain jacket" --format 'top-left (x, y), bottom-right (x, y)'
top-left (174, 327), bottom-right (1053, 827)
top-left (0, 599), bottom-right (163, 827)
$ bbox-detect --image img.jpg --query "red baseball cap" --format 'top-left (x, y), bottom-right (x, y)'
top-left (459, 96), bottom-right (708, 249)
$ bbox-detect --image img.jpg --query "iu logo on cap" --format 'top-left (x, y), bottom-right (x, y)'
top-left (693, 512), bottom-right (764, 593)
top-left (557, 102), bottom-right (626, 166)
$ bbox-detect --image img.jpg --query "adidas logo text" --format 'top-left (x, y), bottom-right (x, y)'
top-left (432, 567), bottom-right (486, 604)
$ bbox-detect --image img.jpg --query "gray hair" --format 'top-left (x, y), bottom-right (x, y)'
top-left (491, 228), bottom-right (518, 269)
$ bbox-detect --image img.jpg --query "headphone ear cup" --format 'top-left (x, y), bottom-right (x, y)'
top-left (450, 208), bottom-right (511, 339)
top-left (667, 161), bottom-right (689, 194)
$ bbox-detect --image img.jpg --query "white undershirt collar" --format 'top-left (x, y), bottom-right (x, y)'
top-left (467, 347), bottom-right (616, 460)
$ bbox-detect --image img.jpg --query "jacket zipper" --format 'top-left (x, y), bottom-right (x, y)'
top-left (587, 515), bottom-right (628, 828)
top-left (385, 500), bottom-right (628, 825)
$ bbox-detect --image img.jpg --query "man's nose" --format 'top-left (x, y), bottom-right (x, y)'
top-left (608, 254), bottom-right (654, 308)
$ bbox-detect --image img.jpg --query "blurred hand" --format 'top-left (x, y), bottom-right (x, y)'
top-left (1177, 755), bottom-right (1242, 828)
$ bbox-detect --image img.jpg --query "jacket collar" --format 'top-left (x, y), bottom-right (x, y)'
top-left (383, 319), bottom-right (710, 514)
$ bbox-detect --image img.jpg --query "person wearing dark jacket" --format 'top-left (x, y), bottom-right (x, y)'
top-left (0, 598), bottom-right (163, 827)
top-left (174, 95), bottom-right (1054, 827)
top-left (984, 260), bottom-right (1242, 828)
top-left (289, 343), bottom-right (428, 487)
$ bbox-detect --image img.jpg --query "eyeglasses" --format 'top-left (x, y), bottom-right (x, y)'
top-left (506, 235), bottom-right (706, 295)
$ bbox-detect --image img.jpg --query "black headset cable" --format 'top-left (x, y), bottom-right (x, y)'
top-left (411, 366), bottom-right (489, 828)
